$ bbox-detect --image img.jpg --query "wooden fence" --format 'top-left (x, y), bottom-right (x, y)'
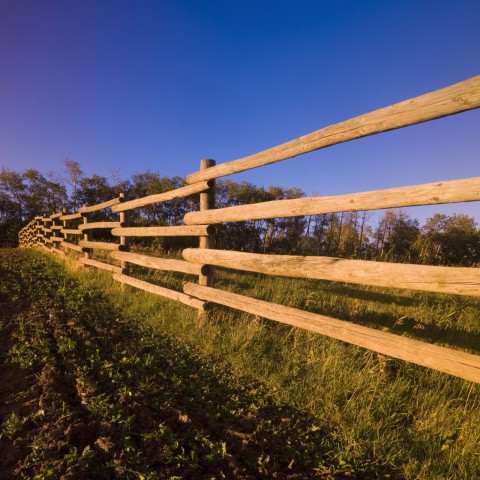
top-left (18, 76), bottom-right (480, 383)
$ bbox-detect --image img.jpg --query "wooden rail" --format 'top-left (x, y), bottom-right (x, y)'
top-left (111, 180), bottom-right (211, 212)
top-left (78, 196), bottom-right (123, 213)
top-left (182, 248), bottom-right (480, 297)
top-left (111, 251), bottom-right (205, 275)
top-left (79, 240), bottom-right (121, 251)
top-left (60, 212), bottom-right (82, 221)
top-left (184, 177), bottom-right (480, 225)
top-left (183, 283), bottom-right (480, 384)
top-left (78, 221), bottom-right (123, 231)
top-left (78, 257), bottom-right (122, 274)
top-left (114, 273), bottom-right (207, 310)
top-left (111, 225), bottom-right (213, 237)
top-left (186, 76), bottom-right (480, 183)
top-left (18, 76), bottom-right (480, 384)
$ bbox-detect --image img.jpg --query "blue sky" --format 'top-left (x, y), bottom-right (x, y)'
top-left (0, 0), bottom-right (479, 222)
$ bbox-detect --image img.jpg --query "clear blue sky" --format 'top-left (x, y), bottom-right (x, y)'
top-left (0, 0), bottom-right (479, 222)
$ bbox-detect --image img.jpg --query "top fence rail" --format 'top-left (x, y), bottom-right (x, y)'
top-left (185, 76), bottom-right (480, 184)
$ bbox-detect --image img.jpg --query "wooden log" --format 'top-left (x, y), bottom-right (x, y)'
top-left (51, 225), bottom-right (63, 230)
top-left (78, 257), bottom-right (122, 274)
top-left (184, 177), bottom-right (480, 225)
top-left (61, 242), bottom-right (83, 253)
top-left (111, 251), bottom-right (205, 275)
top-left (113, 273), bottom-right (206, 309)
top-left (183, 248), bottom-right (480, 297)
top-left (41, 227), bottom-right (53, 233)
top-left (61, 229), bottom-right (82, 235)
top-left (111, 181), bottom-right (212, 212)
top-left (60, 212), bottom-right (82, 221)
top-left (50, 212), bottom-right (63, 219)
top-left (51, 236), bottom-right (64, 243)
top-left (183, 282), bottom-right (480, 384)
top-left (186, 76), bottom-right (480, 184)
top-left (82, 208), bottom-right (92, 259)
top-left (79, 240), bottom-right (120, 251)
top-left (118, 193), bottom-right (131, 273)
top-left (78, 221), bottom-right (123, 231)
top-left (111, 225), bottom-right (213, 237)
top-left (78, 196), bottom-right (123, 214)
top-left (198, 159), bottom-right (216, 288)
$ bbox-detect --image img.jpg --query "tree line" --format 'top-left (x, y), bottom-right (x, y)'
top-left (1, 161), bottom-right (479, 266)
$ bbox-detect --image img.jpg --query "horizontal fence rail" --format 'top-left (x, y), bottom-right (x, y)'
top-left (111, 180), bottom-right (211, 212)
top-left (183, 282), bottom-right (480, 384)
top-left (184, 177), bottom-right (480, 225)
top-left (18, 75), bottom-right (480, 384)
top-left (182, 248), bottom-right (480, 297)
top-left (111, 251), bottom-right (206, 275)
top-left (186, 76), bottom-right (480, 183)
top-left (111, 225), bottom-right (214, 237)
top-left (113, 273), bottom-right (207, 310)
top-left (78, 222), bottom-right (124, 231)
top-left (78, 196), bottom-right (124, 213)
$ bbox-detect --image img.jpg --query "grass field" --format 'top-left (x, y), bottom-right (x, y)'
top-left (1, 248), bottom-right (480, 479)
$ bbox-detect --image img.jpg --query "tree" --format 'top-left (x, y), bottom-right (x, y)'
top-left (64, 159), bottom-right (84, 210)
top-left (420, 213), bottom-right (479, 266)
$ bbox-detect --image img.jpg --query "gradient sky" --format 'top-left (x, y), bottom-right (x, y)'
top-left (0, 0), bottom-right (479, 222)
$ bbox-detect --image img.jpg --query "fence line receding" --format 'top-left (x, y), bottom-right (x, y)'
top-left (18, 75), bottom-right (480, 384)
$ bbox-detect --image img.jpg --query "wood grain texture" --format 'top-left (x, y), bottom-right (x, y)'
top-left (79, 240), bottom-right (120, 251)
top-left (111, 181), bottom-right (211, 212)
top-left (113, 273), bottom-right (206, 309)
top-left (184, 177), bottom-right (480, 225)
top-left (78, 196), bottom-right (123, 213)
top-left (182, 248), bottom-right (480, 296)
top-left (111, 251), bottom-right (204, 275)
top-left (111, 225), bottom-right (212, 237)
top-left (78, 257), bottom-right (122, 274)
top-left (198, 159), bottom-right (216, 288)
top-left (78, 221), bottom-right (123, 231)
top-left (183, 282), bottom-right (480, 383)
top-left (61, 229), bottom-right (82, 235)
top-left (185, 76), bottom-right (480, 184)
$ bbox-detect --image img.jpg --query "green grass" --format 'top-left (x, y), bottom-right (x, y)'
top-left (0, 248), bottom-right (355, 479)
top-left (80, 250), bottom-right (480, 479)
top-left (5, 247), bottom-right (480, 478)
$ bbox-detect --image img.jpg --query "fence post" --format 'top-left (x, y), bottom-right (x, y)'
top-left (61, 208), bottom-right (68, 247)
top-left (35, 217), bottom-right (41, 247)
top-left (82, 205), bottom-right (93, 260)
top-left (198, 159), bottom-right (216, 290)
top-left (42, 213), bottom-right (50, 250)
top-left (118, 193), bottom-right (130, 274)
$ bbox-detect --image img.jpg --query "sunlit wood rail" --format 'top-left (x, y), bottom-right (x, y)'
top-left (18, 75), bottom-right (480, 384)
